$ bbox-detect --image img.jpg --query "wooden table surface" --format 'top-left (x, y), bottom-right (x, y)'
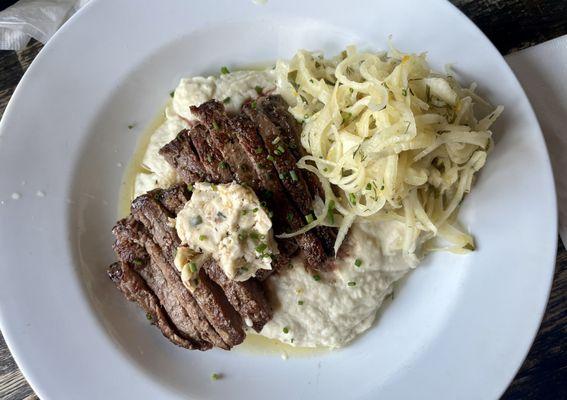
top-left (1, 1), bottom-right (566, 399)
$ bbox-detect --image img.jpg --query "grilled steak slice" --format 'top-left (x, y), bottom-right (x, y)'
top-left (192, 267), bottom-right (245, 347)
top-left (108, 262), bottom-right (200, 350)
top-left (203, 259), bottom-right (272, 332)
top-left (257, 96), bottom-right (338, 255)
top-left (131, 192), bottom-right (245, 348)
top-left (113, 216), bottom-right (222, 348)
top-left (159, 129), bottom-right (209, 184)
top-left (242, 103), bottom-right (314, 215)
top-left (189, 101), bottom-right (264, 189)
top-left (190, 124), bottom-right (234, 183)
top-left (191, 101), bottom-right (327, 269)
top-left (153, 184), bottom-right (192, 215)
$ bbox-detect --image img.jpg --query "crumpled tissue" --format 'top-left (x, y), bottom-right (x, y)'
top-left (0, 0), bottom-right (89, 50)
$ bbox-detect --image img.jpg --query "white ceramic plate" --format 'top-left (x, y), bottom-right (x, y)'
top-left (0, 0), bottom-right (557, 399)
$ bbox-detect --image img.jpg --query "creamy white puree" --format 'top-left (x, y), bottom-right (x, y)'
top-left (260, 220), bottom-right (415, 348)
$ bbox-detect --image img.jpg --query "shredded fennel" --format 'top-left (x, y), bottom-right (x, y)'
top-left (275, 45), bottom-right (503, 260)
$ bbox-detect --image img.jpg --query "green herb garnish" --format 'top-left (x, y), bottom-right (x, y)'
top-left (347, 281), bottom-right (356, 287)
top-left (354, 258), bottom-right (362, 267)
top-left (289, 170), bottom-right (298, 182)
top-left (220, 66), bottom-right (230, 74)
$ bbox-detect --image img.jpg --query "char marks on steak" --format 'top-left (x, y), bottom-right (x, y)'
top-left (130, 188), bottom-right (245, 348)
top-left (108, 184), bottom-right (271, 351)
top-left (108, 262), bottom-right (202, 350)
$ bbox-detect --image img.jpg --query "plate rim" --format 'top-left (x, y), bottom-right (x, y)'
top-left (0, 0), bottom-right (558, 398)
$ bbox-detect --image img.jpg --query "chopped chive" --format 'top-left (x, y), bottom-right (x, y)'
top-left (255, 86), bottom-right (263, 95)
top-left (169, 91), bottom-right (174, 98)
top-left (401, 88), bottom-right (408, 96)
top-left (313, 274), bottom-right (321, 281)
top-left (323, 167), bottom-right (329, 172)
top-left (249, 231), bottom-right (259, 240)
top-left (146, 312), bottom-right (152, 321)
top-left (190, 215), bottom-right (203, 226)
top-left (253, 207), bottom-right (259, 213)
top-left (276, 145), bottom-right (285, 154)
top-left (347, 281), bottom-right (356, 287)
top-left (305, 214), bottom-right (314, 224)
top-left (212, 121), bottom-right (219, 130)
top-left (238, 231), bottom-right (247, 241)
top-left (366, 183), bottom-right (372, 190)
top-left (327, 200), bottom-right (335, 224)
top-left (211, 184), bottom-right (217, 191)
top-left (282, 327), bottom-right (290, 334)
top-left (349, 193), bottom-right (357, 205)
top-left (279, 172), bottom-right (286, 180)
top-left (255, 243), bottom-right (268, 253)
top-left (219, 161), bottom-right (228, 169)
top-left (199, 235), bottom-right (207, 241)
top-left (217, 211), bottom-right (226, 219)
top-left (220, 66), bottom-right (229, 74)
top-left (188, 262), bottom-right (197, 272)
top-left (223, 96), bottom-right (231, 103)
top-left (354, 258), bottom-right (362, 267)
top-left (132, 259), bottom-right (143, 266)
top-left (206, 155), bottom-right (213, 163)
top-left (271, 136), bottom-right (281, 145)
top-left (128, 124), bottom-right (135, 129)
top-left (380, 185), bottom-right (385, 190)
top-left (349, 87), bottom-right (354, 93)
top-left (297, 300), bottom-right (304, 305)
top-left (289, 170), bottom-right (298, 182)
top-left (187, 183), bottom-right (194, 192)
top-left (286, 212), bottom-right (293, 222)
top-left (255, 146), bottom-right (264, 154)
top-left (242, 209), bottom-right (248, 215)
top-left (267, 155), bottom-right (275, 162)
top-left (211, 373), bottom-right (221, 381)
top-left (251, 100), bottom-right (257, 109)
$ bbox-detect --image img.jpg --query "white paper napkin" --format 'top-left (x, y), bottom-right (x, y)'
top-left (0, 0), bottom-right (88, 50)
top-left (506, 36), bottom-right (567, 245)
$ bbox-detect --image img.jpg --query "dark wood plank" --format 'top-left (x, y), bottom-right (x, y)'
top-left (450, 0), bottom-right (567, 54)
top-left (0, 2), bottom-right (566, 399)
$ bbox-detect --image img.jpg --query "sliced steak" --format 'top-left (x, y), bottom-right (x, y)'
top-left (257, 96), bottom-right (338, 255)
top-left (192, 267), bottom-right (245, 347)
top-left (242, 103), bottom-right (314, 215)
top-left (190, 101), bottom-right (262, 189)
top-left (130, 191), bottom-right (245, 348)
top-left (113, 216), bottom-right (222, 348)
top-left (108, 262), bottom-right (200, 350)
top-left (191, 101), bottom-right (326, 269)
top-left (159, 129), bottom-right (209, 184)
top-left (190, 124), bottom-right (234, 183)
top-left (203, 259), bottom-right (272, 332)
top-left (152, 184), bottom-right (192, 215)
